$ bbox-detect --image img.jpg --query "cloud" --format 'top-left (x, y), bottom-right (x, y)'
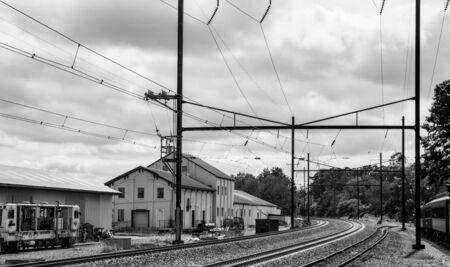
top-left (0, 0), bottom-right (447, 183)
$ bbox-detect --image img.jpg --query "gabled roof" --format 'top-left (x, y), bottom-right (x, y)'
top-left (0, 164), bottom-right (119, 194)
top-left (233, 190), bottom-right (278, 208)
top-left (183, 154), bottom-right (232, 180)
top-left (104, 166), bottom-right (214, 192)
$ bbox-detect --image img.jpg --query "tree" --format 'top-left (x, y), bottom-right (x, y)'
top-left (422, 80), bottom-right (450, 194)
top-left (256, 167), bottom-right (293, 215)
top-left (233, 172), bottom-right (259, 196)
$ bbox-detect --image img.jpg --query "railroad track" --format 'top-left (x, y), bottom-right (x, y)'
top-left (6, 220), bottom-right (326, 267)
top-left (300, 226), bottom-right (390, 267)
top-left (204, 220), bottom-right (362, 267)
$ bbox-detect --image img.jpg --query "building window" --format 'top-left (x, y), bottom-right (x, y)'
top-left (244, 209), bottom-right (246, 217)
top-left (138, 187), bottom-right (144, 198)
top-left (249, 209), bottom-right (251, 217)
top-left (186, 198), bottom-right (191, 211)
top-left (157, 188), bottom-right (164, 199)
top-left (221, 208), bottom-right (224, 216)
top-left (118, 187), bottom-right (125, 198)
top-left (182, 165), bottom-right (188, 172)
top-left (221, 186), bottom-right (223, 195)
top-left (217, 207), bottom-right (219, 217)
top-left (118, 209), bottom-right (124, 222)
top-left (162, 165), bottom-right (168, 171)
top-left (225, 186), bottom-right (227, 196)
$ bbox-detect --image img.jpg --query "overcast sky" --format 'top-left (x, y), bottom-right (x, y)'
top-left (0, 0), bottom-right (448, 187)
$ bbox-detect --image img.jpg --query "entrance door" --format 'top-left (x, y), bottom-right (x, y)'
top-left (191, 210), bottom-right (195, 228)
top-left (132, 210), bottom-right (149, 228)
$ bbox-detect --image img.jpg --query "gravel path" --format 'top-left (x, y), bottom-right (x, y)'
top-left (0, 243), bottom-right (103, 266)
top-left (69, 220), bottom-right (350, 267)
top-left (350, 226), bottom-right (450, 267)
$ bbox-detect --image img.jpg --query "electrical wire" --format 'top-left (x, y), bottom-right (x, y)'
top-left (224, 0), bottom-right (259, 23)
top-left (159, 0), bottom-right (322, 148)
top-left (207, 26), bottom-right (260, 120)
top-left (379, 7), bottom-right (385, 122)
top-left (426, 2), bottom-right (449, 101)
top-left (259, 24), bottom-right (294, 116)
top-left (0, 111), bottom-right (158, 149)
top-left (402, 0), bottom-right (414, 107)
top-left (0, 0), bottom-right (173, 93)
top-left (0, 97), bottom-right (159, 137)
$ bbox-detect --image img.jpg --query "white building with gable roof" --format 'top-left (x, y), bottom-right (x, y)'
top-left (106, 155), bottom-right (281, 231)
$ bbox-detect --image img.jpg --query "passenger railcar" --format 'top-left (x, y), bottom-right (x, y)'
top-left (422, 190), bottom-right (450, 239)
top-left (0, 202), bottom-right (80, 252)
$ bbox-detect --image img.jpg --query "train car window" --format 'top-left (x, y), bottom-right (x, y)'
top-left (21, 206), bottom-right (36, 231)
top-left (0, 208), bottom-right (3, 224)
top-left (74, 210), bottom-right (79, 219)
top-left (432, 207), bottom-right (446, 219)
top-left (8, 209), bottom-right (14, 219)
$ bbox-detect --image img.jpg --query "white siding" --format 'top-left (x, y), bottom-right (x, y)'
top-left (109, 169), bottom-right (213, 230)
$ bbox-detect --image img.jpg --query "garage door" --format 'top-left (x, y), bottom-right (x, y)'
top-left (132, 210), bottom-right (149, 228)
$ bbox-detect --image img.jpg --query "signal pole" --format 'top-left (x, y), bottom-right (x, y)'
top-left (291, 116), bottom-right (295, 229)
top-left (402, 116), bottom-right (406, 231)
top-left (303, 167), bottom-right (306, 221)
top-left (307, 152), bottom-right (310, 224)
top-left (356, 168), bottom-right (359, 219)
top-left (380, 152), bottom-right (383, 223)
top-left (413, 0), bottom-right (425, 250)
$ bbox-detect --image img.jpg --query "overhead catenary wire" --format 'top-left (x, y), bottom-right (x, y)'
top-left (0, 111), bottom-right (158, 149)
top-left (378, 1), bottom-right (386, 122)
top-left (207, 26), bottom-right (260, 121)
top-left (0, 0), bottom-right (173, 93)
top-left (3, 0), bottom-right (261, 136)
top-left (0, 97), bottom-right (243, 149)
top-left (160, 0), bottom-right (322, 148)
top-left (2, 37), bottom-right (300, 154)
top-left (426, 0), bottom-right (449, 101)
top-left (0, 97), bottom-right (160, 137)
top-left (402, 0), bottom-right (414, 107)
top-left (223, 0), bottom-right (294, 116)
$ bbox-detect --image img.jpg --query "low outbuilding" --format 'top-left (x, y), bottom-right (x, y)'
top-left (233, 190), bottom-right (281, 229)
top-left (0, 164), bottom-right (118, 230)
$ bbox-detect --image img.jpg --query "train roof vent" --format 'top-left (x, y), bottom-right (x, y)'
top-left (21, 201), bottom-right (30, 204)
top-left (40, 202), bottom-right (49, 204)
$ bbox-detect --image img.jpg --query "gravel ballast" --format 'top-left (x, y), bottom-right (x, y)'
top-left (69, 220), bottom-right (351, 267)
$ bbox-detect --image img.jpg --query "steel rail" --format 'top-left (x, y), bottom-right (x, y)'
top-left (7, 221), bottom-right (326, 267)
top-left (336, 227), bottom-right (389, 266)
top-left (301, 227), bottom-right (389, 267)
top-left (204, 220), bottom-right (362, 267)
